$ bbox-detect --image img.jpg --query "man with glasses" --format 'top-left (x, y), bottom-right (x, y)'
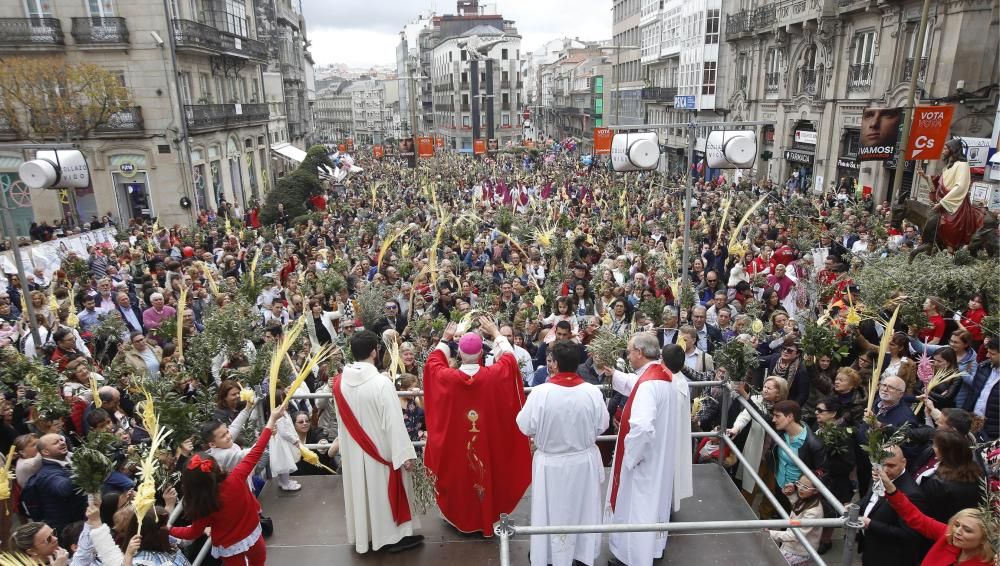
top-left (486, 324), bottom-right (534, 385)
top-left (597, 332), bottom-right (678, 566)
top-left (871, 375), bottom-right (918, 428)
top-left (373, 300), bottom-right (405, 336)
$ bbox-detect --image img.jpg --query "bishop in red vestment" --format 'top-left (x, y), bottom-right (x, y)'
top-left (423, 317), bottom-right (532, 536)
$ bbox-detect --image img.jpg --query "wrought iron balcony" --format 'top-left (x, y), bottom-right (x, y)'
top-left (184, 103), bottom-right (268, 132)
top-left (501, 102), bottom-right (511, 110)
top-left (460, 103), bottom-right (470, 112)
top-left (641, 86), bottom-right (678, 102)
top-left (172, 19), bottom-right (267, 62)
top-left (765, 73), bottom-right (780, 93)
top-left (460, 82), bottom-right (470, 90)
top-left (500, 80), bottom-right (511, 89)
top-left (847, 63), bottom-right (873, 92)
top-left (0, 18), bottom-right (64, 49)
top-left (798, 69), bottom-right (817, 95)
top-left (95, 106), bottom-right (143, 134)
top-left (902, 57), bottom-right (928, 82)
top-left (726, 5), bottom-right (776, 39)
top-left (71, 17), bottom-right (128, 45)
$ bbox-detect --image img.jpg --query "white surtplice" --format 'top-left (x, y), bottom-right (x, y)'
top-left (671, 370), bottom-right (694, 511)
top-left (606, 362), bottom-right (679, 566)
top-left (516, 379), bottom-right (609, 566)
top-left (335, 361), bottom-right (419, 553)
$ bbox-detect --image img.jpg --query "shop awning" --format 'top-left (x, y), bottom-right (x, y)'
top-left (270, 142), bottom-right (308, 163)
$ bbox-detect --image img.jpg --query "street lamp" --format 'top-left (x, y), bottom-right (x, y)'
top-left (600, 43), bottom-right (639, 126)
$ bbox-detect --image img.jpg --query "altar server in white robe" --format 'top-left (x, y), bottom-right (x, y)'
top-left (332, 330), bottom-right (423, 554)
top-left (599, 331), bottom-right (679, 566)
top-left (517, 340), bottom-right (609, 566)
top-left (661, 343), bottom-right (694, 511)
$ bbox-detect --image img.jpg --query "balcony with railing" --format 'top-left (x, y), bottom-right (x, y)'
top-left (765, 74), bottom-right (780, 94)
top-left (641, 86), bottom-right (679, 103)
top-left (94, 107), bottom-right (144, 136)
top-left (500, 80), bottom-right (511, 89)
top-left (0, 18), bottom-right (64, 50)
top-left (797, 69), bottom-right (817, 95)
top-left (847, 63), bottom-right (873, 92)
top-left (460, 82), bottom-right (470, 90)
top-left (184, 103), bottom-right (268, 132)
top-left (501, 102), bottom-right (511, 110)
top-left (71, 17), bottom-right (128, 46)
top-left (460, 103), bottom-right (470, 112)
top-left (435, 103), bottom-right (455, 112)
top-left (172, 19), bottom-right (267, 62)
top-left (725, 5), bottom-right (776, 39)
top-left (902, 57), bottom-right (928, 83)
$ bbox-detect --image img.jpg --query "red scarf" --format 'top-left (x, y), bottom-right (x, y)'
top-left (547, 371), bottom-right (585, 387)
top-left (609, 363), bottom-right (672, 512)
top-left (333, 374), bottom-right (412, 525)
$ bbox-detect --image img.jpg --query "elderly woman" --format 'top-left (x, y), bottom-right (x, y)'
top-left (831, 367), bottom-right (867, 426)
top-left (727, 375), bottom-right (790, 494)
top-left (119, 331), bottom-right (162, 379)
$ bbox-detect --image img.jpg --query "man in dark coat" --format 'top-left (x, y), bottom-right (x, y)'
top-left (23, 434), bottom-right (87, 533)
top-left (858, 445), bottom-right (927, 566)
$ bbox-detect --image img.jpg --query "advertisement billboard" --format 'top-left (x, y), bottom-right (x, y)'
top-left (859, 107), bottom-right (903, 161)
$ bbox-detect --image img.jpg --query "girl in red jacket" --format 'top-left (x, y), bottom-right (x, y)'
top-left (878, 467), bottom-right (995, 566)
top-left (170, 406), bottom-right (285, 566)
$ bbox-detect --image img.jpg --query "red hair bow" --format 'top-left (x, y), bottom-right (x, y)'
top-left (187, 454), bottom-right (213, 472)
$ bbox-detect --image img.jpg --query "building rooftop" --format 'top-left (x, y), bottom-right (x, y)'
top-left (460, 24), bottom-right (505, 37)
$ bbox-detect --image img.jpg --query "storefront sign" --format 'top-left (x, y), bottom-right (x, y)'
top-left (960, 137), bottom-right (992, 168)
top-left (784, 150), bottom-right (814, 164)
top-left (837, 157), bottom-right (859, 170)
top-left (794, 130), bottom-right (817, 145)
top-left (118, 162), bottom-right (137, 177)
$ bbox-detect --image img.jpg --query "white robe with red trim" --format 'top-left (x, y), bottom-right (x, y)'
top-left (516, 380), bottom-right (609, 566)
top-left (605, 363), bottom-right (679, 566)
top-left (335, 361), bottom-right (419, 553)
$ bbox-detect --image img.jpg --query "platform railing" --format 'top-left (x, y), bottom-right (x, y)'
top-left (283, 379), bottom-right (861, 566)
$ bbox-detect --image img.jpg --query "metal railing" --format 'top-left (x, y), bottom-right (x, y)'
top-left (71, 16), bottom-right (128, 45)
top-left (0, 17), bottom-right (64, 47)
top-left (171, 18), bottom-right (267, 61)
top-left (640, 86), bottom-right (678, 102)
top-left (765, 74), bottom-right (780, 93)
top-left (184, 103), bottom-right (268, 131)
top-left (285, 380), bottom-right (860, 566)
top-left (94, 106), bottom-right (144, 134)
top-left (726, 5), bottom-right (776, 38)
top-left (902, 57), bottom-right (928, 82)
top-left (847, 63), bottom-right (873, 92)
top-left (799, 69), bottom-right (817, 95)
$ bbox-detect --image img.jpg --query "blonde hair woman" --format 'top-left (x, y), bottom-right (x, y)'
top-left (727, 376), bottom-right (789, 493)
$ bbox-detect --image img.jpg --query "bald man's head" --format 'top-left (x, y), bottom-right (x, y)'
top-left (98, 386), bottom-right (120, 411)
top-left (38, 433), bottom-right (68, 460)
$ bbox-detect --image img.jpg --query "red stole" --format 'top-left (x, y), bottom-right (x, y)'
top-left (332, 374), bottom-right (412, 525)
top-left (547, 371), bottom-right (585, 387)
top-left (609, 363), bottom-right (672, 512)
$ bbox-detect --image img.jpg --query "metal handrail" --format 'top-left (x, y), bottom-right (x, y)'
top-left (289, 380), bottom-right (726, 400)
top-left (732, 393), bottom-right (846, 515)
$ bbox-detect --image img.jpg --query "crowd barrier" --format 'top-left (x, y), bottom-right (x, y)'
top-left (183, 379), bottom-right (860, 566)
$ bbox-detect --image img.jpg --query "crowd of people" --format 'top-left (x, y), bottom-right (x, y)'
top-left (0, 135), bottom-right (996, 566)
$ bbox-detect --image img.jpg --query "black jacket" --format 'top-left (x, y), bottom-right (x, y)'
top-left (23, 459), bottom-right (88, 533)
top-left (769, 425), bottom-right (826, 480)
top-left (765, 353), bottom-right (811, 407)
top-left (962, 361), bottom-right (999, 441)
top-left (859, 470), bottom-right (926, 566)
top-left (918, 474), bottom-right (982, 524)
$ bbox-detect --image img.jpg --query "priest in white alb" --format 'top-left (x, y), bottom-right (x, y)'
top-left (661, 343), bottom-right (694, 511)
top-left (516, 340), bottom-right (609, 566)
top-left (598, 331), bottom-right (679, 566)
top-left (332, 330), bottom-right (423, 554)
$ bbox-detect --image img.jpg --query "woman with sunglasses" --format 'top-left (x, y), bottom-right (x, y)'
top-left (9, 521), bottom-right (68, 565)
top-left (767, 475), bottom-right (824, 565)
top-left (812, 396), bottom-right (856, 554)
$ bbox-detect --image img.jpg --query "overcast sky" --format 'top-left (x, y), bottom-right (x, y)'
top-left (300, 0), bottom-right (611, 68)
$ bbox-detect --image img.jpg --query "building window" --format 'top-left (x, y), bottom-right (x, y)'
top-left (705, 9), bottom-right (720, 44)
top-left (462, 115), bottom-right (470, 127)
top-left (501, 48), bottom-right (508, 60)
top-left (461, 50), bottom-right (467, 61)
top-left (502, 114), bottom-right (510, 126)
top-left (849, 32), bottom-right (875, 91)
top-left (766, 49), bottom-right (781, 92)
top-left (797, 45), bottom-right (817, 95)
top-left (702, 62), bottom-right (716, 95)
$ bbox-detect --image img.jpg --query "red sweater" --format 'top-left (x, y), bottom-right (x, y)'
top-left (886, 490), bottom-right (993, 566)
top-left (170, 427), bottom-right (271, 550)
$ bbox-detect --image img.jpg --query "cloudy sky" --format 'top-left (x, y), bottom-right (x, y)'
top-left (300, 0), bottom-right (611, 68)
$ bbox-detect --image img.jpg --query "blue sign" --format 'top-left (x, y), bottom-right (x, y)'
top-left (674, 95), bottom-right (697, 110)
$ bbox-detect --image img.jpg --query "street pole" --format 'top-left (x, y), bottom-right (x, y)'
top-left (0, 208), bottom-right (41, 347)
top-left (890, 0), bottom-right (932, 204)
top-left (614, 47), bottom-right (621, 126)
top-left (680, 114), bottom-right (696, 306)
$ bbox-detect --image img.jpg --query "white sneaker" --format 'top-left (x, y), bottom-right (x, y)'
top-left (279, 481), bottom-right (302, 492)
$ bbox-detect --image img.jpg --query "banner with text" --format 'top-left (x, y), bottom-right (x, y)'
top-left (906, 105), bottom-right (954, 160)
top-left (594, 127), bottom-right (613, 155)
top-left (417, 137), bottom-right (435, 158)
top-left (373, 145), bottom-right (384, 159)
top-left (473, 138), bottom-right (487, 155)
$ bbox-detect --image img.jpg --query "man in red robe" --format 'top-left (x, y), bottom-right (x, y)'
top-left (423, 317), bottom-right (532, 536)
